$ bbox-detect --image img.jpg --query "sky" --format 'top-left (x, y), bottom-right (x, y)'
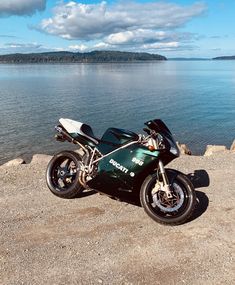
top-left (0, 0), bottom-right (234, 58)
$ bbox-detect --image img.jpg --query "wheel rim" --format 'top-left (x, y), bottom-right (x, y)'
top-left (146, 179), bottom-right (189, 219)
top-left (51, 156), bottom-right (79, 192)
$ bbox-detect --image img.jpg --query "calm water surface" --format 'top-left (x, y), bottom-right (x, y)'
top-left (0, 61), bottom-right (235, 164)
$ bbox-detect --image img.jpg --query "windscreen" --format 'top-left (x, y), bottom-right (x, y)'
top-left (144, 119), bottom-right (172, 135)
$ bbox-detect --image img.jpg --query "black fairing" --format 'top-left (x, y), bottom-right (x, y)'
top-left (80, 124), bottom-right (98, 141)
top-left (145, 119), bottom-right (172, 135)
top-left (145, 119), bottom-right (179, 164)
top-left (107, 128), bottom-right (139, 143)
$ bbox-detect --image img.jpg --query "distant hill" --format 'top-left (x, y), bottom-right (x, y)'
top-left (213, 56), bottom-right (235, 60)
top-left (169, 58), bottom-right (210, 61)
top-left (0, 50), bottom-right (167, 63)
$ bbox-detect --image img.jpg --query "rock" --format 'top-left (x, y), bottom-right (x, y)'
top-left (3, 158), bottom-right (25, 167)
top-left (204, 145), bottom-right (228, 156)
top-left (176, 142), bottom-right (192, 155)
top-left (230, 140), bottom-right (235, 151)
top-left (31, 154), bottom-right (53, 165)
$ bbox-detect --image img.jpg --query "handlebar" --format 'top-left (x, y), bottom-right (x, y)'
top-left (142, 128), bottom-right (166, 150)
top-left (143, 128), bottom-right (151, 135)
top-left (143, 127), bottom-right (157, 138)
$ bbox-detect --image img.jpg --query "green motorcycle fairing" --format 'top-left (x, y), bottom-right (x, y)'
top-left (87, 142), bottom-right (160, 195)
top-left (68, 127), bottom-right (139, 149)
top-left (97, 127), bottom-right (140, 154)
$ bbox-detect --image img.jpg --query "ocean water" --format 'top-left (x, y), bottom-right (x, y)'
top-left (0, 61), bottom-right (235, 164)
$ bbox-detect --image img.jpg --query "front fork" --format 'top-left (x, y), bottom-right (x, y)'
top-left (155, 160), bottom-right (173, 198)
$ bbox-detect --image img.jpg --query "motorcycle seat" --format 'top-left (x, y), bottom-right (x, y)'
top-left (81, 123), bottom-right (99, 144)
top-left (59, 118), bottom-right (99, 145)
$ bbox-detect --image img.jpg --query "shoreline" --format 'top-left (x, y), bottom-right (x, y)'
top-left (1, 148), bottom-right (234, 284)
top-left (1, 140), bottom-right (234, 167)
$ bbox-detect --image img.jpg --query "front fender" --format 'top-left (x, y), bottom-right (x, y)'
top-left (165, 168), bottom-right (181, 184)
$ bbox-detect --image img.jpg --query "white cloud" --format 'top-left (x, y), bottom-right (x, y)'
top-left (67, 42), bottom-right (113, 52)
top-left (142, 42), bottom-right (180, 50)
top-left (93, 42), bottom-right (112, 50)
top-left (91, 40), bottom-right (182, 53)
top-left (0, 34), bottom-right (17, 38)
top-left (40, 1), bottom-right (206, 41)
top-left (105, 30), bottom-right (169, 45)
top-left (0, 0), bottom-right (46, 16)
top-left (68, 44), bottom-right (88, 52)
top-left (0, 42), bottom-right (54, 54)
top-left (4, 42), bottom-right (42, 49)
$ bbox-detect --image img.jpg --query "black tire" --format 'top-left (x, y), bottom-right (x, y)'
top-left (46, 151), bottom-right (84, 199)
top-left (140, 171), bottom-right (196, 225)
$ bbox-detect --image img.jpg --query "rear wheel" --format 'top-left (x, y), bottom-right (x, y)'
top-left (46, 151), bottom-right (84, 199)
top-left (140, 171), bottom-right (196, 225)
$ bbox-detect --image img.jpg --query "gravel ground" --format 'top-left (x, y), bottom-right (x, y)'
top-left (0, 152), bottom-right (234, 285)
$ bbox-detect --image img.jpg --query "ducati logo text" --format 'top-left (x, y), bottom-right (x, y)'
top-left (109, 159), bottom-right (129, 174)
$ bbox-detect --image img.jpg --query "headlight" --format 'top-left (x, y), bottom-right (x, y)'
top-left (168, 138), bottom-right (180, 156)
top-left (170, 146), bottom-right (179, 156)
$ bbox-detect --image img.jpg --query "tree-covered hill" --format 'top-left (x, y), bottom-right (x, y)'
top-left (213, 56), bottom-right (235, 60)
top-left (0, 50), bottom-right (167, 63)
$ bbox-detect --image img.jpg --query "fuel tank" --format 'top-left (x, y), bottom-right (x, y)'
top-left (97, 128), bottom-right (139, 154)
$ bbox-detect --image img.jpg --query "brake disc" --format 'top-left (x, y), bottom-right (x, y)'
top-left (152, 183), bottom-right (184, 213)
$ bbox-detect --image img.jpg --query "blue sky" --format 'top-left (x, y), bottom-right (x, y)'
top-left (0, 0), bottom-right (234, 57)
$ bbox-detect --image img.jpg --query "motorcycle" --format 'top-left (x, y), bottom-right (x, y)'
top-left (46, 118), bottom-right (196, 225)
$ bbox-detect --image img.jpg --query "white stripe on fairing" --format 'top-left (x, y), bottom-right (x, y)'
top-left (59, 118), bottom-right (98, 144)
top-left (59, 118), bottom-right (83, 134)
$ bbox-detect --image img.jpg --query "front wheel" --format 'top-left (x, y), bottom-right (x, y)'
top-left (46, 151), bottom-right (84, 199)
top-left (140, 171), bottom-right (196, 225)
